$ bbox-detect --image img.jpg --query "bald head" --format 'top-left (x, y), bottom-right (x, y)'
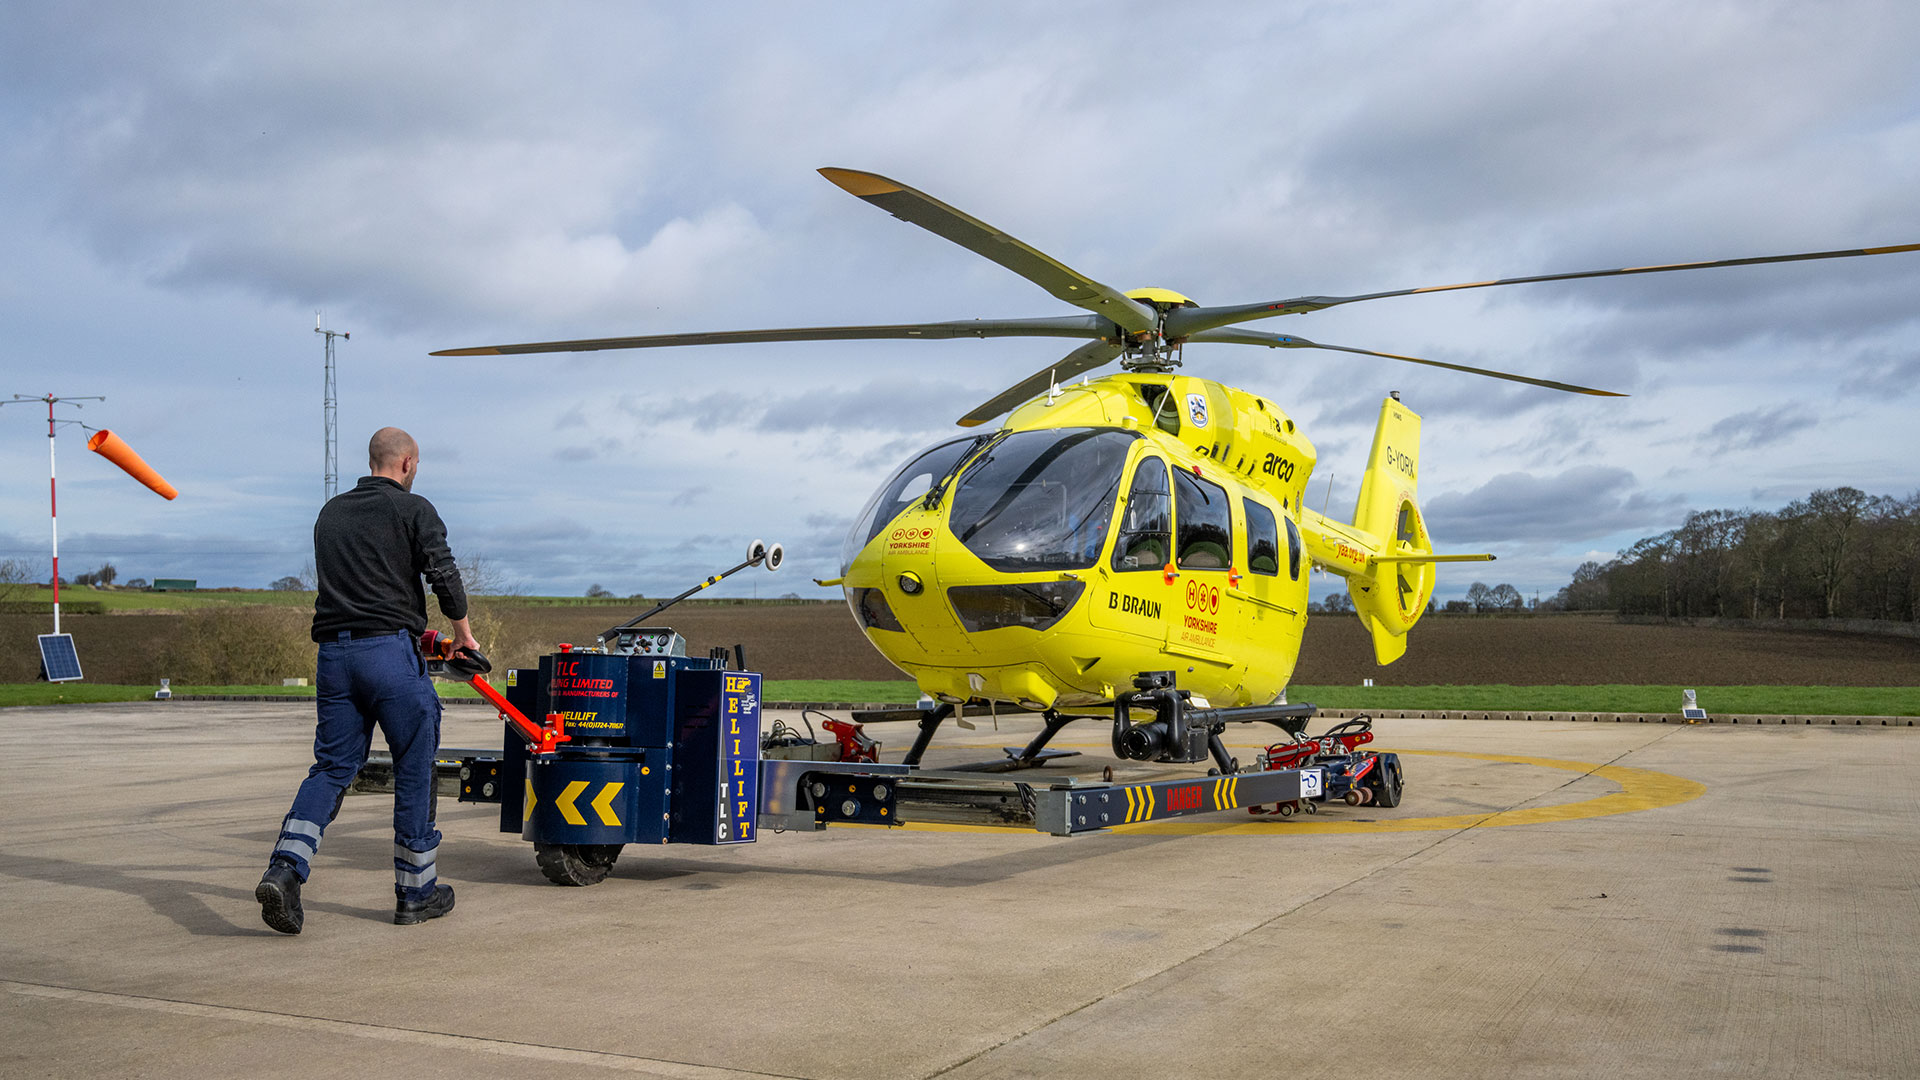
top-left (368, 427), bottom-right (420, 491)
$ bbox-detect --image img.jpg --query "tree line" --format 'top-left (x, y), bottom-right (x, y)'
top-left (1552, 487), bottom-right (1920, 622)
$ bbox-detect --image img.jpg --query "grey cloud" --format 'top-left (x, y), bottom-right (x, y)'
top-left (1840, 348), bottom-right (1920, 400)
top-left (1423, 466), bottom-right (1685, 545)
top-left (1699, 405), bottom-right (1817, 456)
top-left (655, 379), bottom-right (983, 436)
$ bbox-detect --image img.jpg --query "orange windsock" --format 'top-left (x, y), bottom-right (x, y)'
top-left (87, 429), bottom-right (178, 500)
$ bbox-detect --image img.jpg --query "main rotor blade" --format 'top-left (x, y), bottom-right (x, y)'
top-left (957, 340), bottom-right (1126, 427)
top-left (1165, 241), bottom-right (1920, 339)
top-left (1188, 328), bottom-right (1625, 396)
top-left (820, 167), bottom-right (1158, 336)
top-left (431, 316), bottom-right (1108, 356)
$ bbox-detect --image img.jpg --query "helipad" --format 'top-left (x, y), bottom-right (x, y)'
top-left (1, 702), bottom-right (1913, 1078)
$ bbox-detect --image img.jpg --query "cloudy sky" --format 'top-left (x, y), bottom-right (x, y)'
top-left (3, 0), bottom-right (1917, 610)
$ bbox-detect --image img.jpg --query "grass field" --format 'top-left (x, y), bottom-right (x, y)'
top-left (7, 587), bottom-right (835, 612)
top-left (4, 681), bottom-right (1914, 715)
top-left (9, 586), bottom-right (319, 611)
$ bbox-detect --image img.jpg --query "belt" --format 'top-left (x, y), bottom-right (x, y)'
top-left (336, 629), bottom-right (406, 640)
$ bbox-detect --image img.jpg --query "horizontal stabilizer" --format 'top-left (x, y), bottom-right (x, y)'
top-left (1370, 553), bottom-right (1496, 564)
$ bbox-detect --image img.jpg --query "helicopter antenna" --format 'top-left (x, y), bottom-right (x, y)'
top-left (1045, 368), bottom-right (1061, 406)
top-left (1322, 472), bottom-right (1335, 518)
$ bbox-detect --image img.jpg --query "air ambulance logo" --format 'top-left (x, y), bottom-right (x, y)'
top-left (887, 526), bottom-right (936, 551)
top-left (1185, 393), bottom-right (1209, 428)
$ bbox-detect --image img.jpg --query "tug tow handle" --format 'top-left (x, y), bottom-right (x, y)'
top-left (470, 674), bottom-right (570, 758)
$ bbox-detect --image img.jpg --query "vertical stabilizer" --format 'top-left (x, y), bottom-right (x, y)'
top-left (1348, 397), bottom-right (1432, 663)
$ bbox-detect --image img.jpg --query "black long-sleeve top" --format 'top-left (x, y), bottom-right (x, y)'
top-left (311, 476), bottom-right (468, 642)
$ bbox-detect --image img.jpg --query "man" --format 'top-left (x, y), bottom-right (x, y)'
top-left (256, 427), bottom-right (479, 934)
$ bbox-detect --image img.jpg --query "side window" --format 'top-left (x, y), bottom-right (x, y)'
top-left (1245, 499), bottom-right (1280, 576)
top-left (1284, 515), bottom-right (1302, 580)
top-left (1175, 469), bottom-right (1232, 569)
top-left (1111, 456), bottom-right (1170, 571)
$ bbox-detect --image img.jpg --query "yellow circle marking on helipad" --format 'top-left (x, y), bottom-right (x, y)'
top-left (885, 749), bottom-right (1705, 835)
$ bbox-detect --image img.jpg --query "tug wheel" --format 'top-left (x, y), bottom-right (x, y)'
top-left (534, 842), bottom-right (624, 886)
top-left (1372, 759), bottom-right (1404, 809)
top-left (1276, 802), bottom-right (1295, 818)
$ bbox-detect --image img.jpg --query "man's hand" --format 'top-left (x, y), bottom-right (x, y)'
top-left (450, 616), bottom-right (480, 654)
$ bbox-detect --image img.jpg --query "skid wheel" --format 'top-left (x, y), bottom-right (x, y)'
top-left (1303, 798), bottom-right (1317, 815)
top-left (1276, 802), bottom-right (1295, 819)
top-left (535, 842), bottom-right (624, 886)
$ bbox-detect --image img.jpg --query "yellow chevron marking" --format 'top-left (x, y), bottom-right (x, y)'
top-left (1146, 786), bottom-right (1156, 819)
top-left (523, 778), bottom-right (536, 823)
top-left (590, 782), bottom-right (625, 826)
top-left (556, 780), bottom-right (591, 826)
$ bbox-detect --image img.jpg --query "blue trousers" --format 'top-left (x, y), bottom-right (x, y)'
top-left (268, 631), bottom-right (444, 901)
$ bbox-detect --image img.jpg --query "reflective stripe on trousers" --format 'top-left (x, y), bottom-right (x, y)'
top-left (394, 842), bottom-right (438, 890)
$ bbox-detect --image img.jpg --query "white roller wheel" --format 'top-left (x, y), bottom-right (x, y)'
top-left (765, 543), bottom-right (784, 571)
top-left (747, 539), bottom-right (768, 565)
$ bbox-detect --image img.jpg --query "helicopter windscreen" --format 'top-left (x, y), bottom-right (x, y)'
top-left (842, 433), bottom-right (988, 573)
top-left (948, 428), bottom-right (1137, 572)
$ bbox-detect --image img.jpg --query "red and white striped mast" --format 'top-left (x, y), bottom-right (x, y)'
top-left (3, 393), bottom-right (104, 635)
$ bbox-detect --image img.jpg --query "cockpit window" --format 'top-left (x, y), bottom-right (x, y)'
top-left (842, 434), bottom-right (985, 573)
top-left (1113, 455), bottom-right (1170, 572)
top-left (1174, 469), bottom-right (1232, 569)
top-left (1245, 498), bottom-right (1280, 576)
top-left (948, 428), bottom-right (1135, 572)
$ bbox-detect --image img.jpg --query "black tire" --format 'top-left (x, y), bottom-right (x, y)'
top-left (1371, 757), bottom-right (1403, 808)
top-left (534, 842), bottom-right (623, 886)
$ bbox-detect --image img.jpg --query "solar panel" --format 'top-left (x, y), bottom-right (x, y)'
top-left (38, 634), bottom-right (83, 683)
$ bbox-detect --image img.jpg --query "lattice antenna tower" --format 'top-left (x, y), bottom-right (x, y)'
top-left (315, 313), bottom-right (349, 502)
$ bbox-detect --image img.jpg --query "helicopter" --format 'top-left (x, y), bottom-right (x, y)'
top-left (437, 168), bottom-right (1917, 768)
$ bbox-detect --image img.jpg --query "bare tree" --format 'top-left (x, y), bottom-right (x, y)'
top-left (457, 551), bottom-right (525, 597)
top-left (0, 558), bottom-right (40, 606)
top-left (1464, 581), bottom-right (1492, 612)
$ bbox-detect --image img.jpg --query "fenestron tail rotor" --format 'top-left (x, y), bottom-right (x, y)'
top-left (431, 167), bottom-right (1920, 424)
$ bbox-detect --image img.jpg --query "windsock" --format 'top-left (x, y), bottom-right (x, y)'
top-left (87, 429), bottom-right (178, 500)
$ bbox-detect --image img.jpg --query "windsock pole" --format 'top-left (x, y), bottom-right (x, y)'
top-left (48, 396), bottom-right (58, 633)
top-left (3, 393), bottom-right (107, 635)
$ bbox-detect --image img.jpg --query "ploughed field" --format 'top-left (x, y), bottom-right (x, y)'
top-left (5, 606), bottom-right (1916, 686)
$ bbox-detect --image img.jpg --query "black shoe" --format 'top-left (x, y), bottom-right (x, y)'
top-left (256, 862), bottom-right (304, 935)
top-left (394, 884), bottom-right (455, 925)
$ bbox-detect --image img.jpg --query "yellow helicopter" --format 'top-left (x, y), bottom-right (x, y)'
top-left (438, 168), bottom-right (1916, 767)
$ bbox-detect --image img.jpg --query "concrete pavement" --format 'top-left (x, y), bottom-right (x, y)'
top-left (1, 701), bottom-right (1914, 1078)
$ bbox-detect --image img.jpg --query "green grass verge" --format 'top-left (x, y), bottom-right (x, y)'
top-left (1287, 684), bottom-right (1920, 716)
top-left (762, 680), bottom-right (925, 703)
top-left (3, 681), bottom-right (1914, 715)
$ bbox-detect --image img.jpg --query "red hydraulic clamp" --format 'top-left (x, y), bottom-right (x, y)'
top-left (420, 630), bottom-right (571, 759)
top-left (822, 718), bottom-right (881, 764)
